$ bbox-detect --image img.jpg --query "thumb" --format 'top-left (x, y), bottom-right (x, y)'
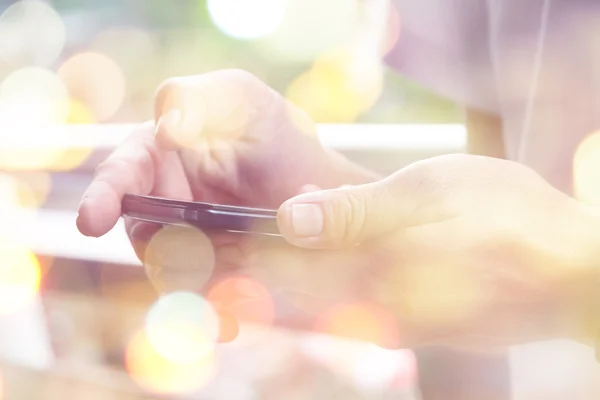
top-left (277, 179), bottom-right (406, 249)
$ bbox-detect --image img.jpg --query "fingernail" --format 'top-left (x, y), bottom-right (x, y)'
top-left (291, 204), bottom-right (323, 237)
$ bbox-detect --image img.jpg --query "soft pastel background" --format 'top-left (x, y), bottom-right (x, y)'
top-left (3, 0), bottom-right (592, 399)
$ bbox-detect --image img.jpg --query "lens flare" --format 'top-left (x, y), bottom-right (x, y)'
top-left (315, 302), bottom-right (398, 348)
top-left (286, 48), bottom-right (383, 123)
top-left (0, 242), bottom-right (41, 315)
top-left (258, 0), bottom-right (360, 62)
top-left (207, 0), bottom-right (286, 40)
top-left (58, 52), bottom-right (126, 122)
top-left (146, 292), bottom-right (220, 364)
top-left (144, 225), bottom-right (215, 293)
top-left (574, 131), bottom-right (600, 207)
top-left (0, 0), bottom-right (65, 67)
top-left (126, 329), bottom-right (216, 396)
top-left (207, 276), bottom-right (274, 334)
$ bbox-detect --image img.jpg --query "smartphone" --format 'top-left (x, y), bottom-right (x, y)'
top-left (121, 194), bottom-right (280, 236)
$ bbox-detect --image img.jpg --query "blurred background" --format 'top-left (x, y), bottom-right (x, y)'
top-left (0, 0), bottom-right (486, 399)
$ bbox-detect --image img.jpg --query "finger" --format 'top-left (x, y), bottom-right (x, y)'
top-left (276, 178), bottom-right (401, 248)
top-left (153, 70), bottom-right (275, 149)
top-left (300, 184), bottom-right (321, 194)
top-left (276, 159), bottom-right (459, 249)
top-left (77, 122), bottom-right (160, 237)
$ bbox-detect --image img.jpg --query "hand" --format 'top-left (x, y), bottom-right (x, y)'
top-left (275, 154), bottom-right (600, 348)
top-left (76, 69), bottom-right (374, 290)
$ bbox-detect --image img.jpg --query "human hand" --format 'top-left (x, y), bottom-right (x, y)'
top-left (76, 69), bottom-right (374, 293)
top-left (76, 70), bottom-right (367, 235)
top-left (274, 154), bottom-right (600, 348)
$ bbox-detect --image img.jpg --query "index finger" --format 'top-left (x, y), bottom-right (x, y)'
top-left (76, 122), bottom-right (163, 237)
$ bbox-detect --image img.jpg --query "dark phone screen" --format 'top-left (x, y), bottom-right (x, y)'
top-left (121, 194), bottom-right (280, 235)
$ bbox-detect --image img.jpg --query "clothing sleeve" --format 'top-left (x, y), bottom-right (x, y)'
top-left (384, 0), bottom-right (499, 114)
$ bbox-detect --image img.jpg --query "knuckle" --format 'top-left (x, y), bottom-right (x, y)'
top-left (324, 191), bottom-right (368, 245)
top-left (154, 77), bottom-right (187, 110)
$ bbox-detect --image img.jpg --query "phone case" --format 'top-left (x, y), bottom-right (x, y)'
top-left (121, 194), bottom-right (280, 235)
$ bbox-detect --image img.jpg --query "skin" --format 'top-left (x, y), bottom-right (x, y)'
top-left (77, 70), bottom-right (600, 350)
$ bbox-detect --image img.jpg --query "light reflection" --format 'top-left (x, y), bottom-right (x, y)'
top-left (258, 0), bottom-right (360, 63)
top-left (58, 52), bottom-right (126, 122)
top-left (315, 302), bottom-right (398, 348)
top-left (0, 241), bottom-right (41, 315)
top-left (126, 329), bottom-right (216, 396)
top-left (145, 292), bottom-right (219, 363)
top-left (286, 48), bottom-right (383, 123)
top-left (207, 0), bottom-right (286, 40)
top-left (0, 0), bottom-right (65, 67)
top-left (207, 276), bottom-right (274, 330)
top-left (143, 225), bottom-right (215, 293)
top-left (574, 131), bottom-right (600, 207)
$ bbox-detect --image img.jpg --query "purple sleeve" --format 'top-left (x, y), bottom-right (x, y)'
top-left (385, 0), bottom-right (499, 114)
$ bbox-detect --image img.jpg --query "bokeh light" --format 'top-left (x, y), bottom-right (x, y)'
top-left (286, 48), bottom-right (383, 123)
top-left (0, 0), bottom-right (65, 67)
top-left (0, 174), bottom-right (39, 235)
top-left (125, 328), bottom-right (216, 396)
top-left (573, 131), bottom-right (600, 207)
top-left (143, 225), bottom-right (215, 293)
top-left (351, 345), bottom-right (416, 391)
top-left (315, 302), bottom-right (399, 348)
top-left (207, 276), bottom-right (274, 334)
top-left (58, 52), bottom-right (126, 122)
top-left (0, 241), bottom-right (42, 315)
top-left (207, 0), bottom-right (286, 40)
top-left (0, 67), bottom-right (69, 128)
top-left (1, 173), bottom-right (51, 210)
top-left (66, 100), bottom-right (95, 124)
top-left (0, 67), bottom-right (72, 170)
top-left (146, 292), bottom-right (219, 364)
top-left (258, 0), bottom-right (360, 63)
